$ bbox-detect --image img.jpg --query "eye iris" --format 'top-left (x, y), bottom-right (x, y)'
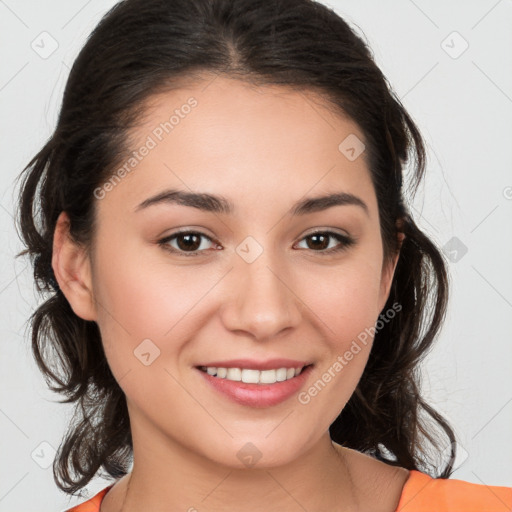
top-left (308, 233), bottom-right (329, 250)
top-left (177, 233), bottom-right (201, 251)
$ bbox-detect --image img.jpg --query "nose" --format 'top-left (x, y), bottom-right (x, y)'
top-left (219, 248), bottom-right (302, 341)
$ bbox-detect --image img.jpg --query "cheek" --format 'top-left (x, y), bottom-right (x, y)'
top-left (91, 239), bottom-right (228, 381)
top-left (93, 232), bottom-right (218, 335)
top-left (299, 258), bottom-right (383, 341)
top-left (290, 259), bottom-right (382, 397)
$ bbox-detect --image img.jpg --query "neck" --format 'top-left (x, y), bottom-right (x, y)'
top-left (116, 432), bottom-right (360, 512)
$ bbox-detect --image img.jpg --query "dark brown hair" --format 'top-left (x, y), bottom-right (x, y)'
top-left (15, 0), bottom-right (457, 495)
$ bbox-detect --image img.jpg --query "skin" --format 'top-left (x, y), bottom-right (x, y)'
top-left (52, 75), bottom-right (409, 512)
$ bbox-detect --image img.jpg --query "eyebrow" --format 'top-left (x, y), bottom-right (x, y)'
top-left (134, 188), bottom-right (369, 216)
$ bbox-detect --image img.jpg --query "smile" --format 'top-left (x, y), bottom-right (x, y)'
top-left (196, 363), bottom-right (314, 408)
top-left (198, 365), bottom-right (305, 384)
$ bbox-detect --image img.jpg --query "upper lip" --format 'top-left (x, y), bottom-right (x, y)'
top-left (196, 358), bottom-right (312, 370)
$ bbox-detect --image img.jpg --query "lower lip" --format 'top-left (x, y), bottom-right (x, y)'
top-left (196, 365), bottom-right (314, 408)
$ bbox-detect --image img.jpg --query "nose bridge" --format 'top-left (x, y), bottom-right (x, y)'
top-left (221, 236), bottom-right (302, 339)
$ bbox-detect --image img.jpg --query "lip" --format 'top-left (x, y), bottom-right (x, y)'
top-left (195, 358), bottom-right (310, 371)
top-left (196, 363), bottom-right (314, 408)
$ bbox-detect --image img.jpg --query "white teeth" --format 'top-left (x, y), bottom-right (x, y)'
top-left (241, 369), bottom-right (260, 384)
top-left (275, 368), bottom-right (287, 382)
top-left (200, 365), bottom-right (305, 384)
top-left (226, 367), bottom-right (242, 381)
top-left (260, 369), bottom-right (276, 383)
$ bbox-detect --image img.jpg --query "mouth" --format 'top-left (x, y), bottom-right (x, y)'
top-left (194, 362), bottom-right (315, 408)
top-left (196, 364), bottom-right (312, 385)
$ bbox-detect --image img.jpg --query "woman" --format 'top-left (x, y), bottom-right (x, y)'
top-left (15, 0), bottom-right (511, 510)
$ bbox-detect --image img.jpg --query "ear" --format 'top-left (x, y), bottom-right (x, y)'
top-left (52, 211), bottom-right (97, 321)
top-left (377, 230), bottom-right (405, 314)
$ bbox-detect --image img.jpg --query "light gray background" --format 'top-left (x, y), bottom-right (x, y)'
top-left (1, 1), bottom-right (511, 510)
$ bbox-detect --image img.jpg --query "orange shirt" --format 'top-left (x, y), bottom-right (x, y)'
top-left (66, 469), bottom-right (512, 511)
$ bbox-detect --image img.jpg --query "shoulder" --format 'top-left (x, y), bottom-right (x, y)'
top-left (397, 469), bottom-right (512, 512)
top-left (64, 485), bottom-right (114, 512)
top-left (335, 444), bottom-right (512, 512)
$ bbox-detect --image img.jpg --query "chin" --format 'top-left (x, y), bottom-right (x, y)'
top-left (198, 433), bottom-right (311, 470)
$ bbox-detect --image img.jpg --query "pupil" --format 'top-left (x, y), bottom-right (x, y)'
top-left (309, 234), bottom-right (328, 250)
top-left (178, 234), bottom-right (200, 251)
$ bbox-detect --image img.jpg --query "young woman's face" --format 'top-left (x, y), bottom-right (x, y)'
top-left (82, 76), bottom-right (399, 468)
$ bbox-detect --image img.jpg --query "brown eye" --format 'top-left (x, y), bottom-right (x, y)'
top-left (296, 231), bottom-right (355, 254)
top-left (158, 231), bottom-right (217, 256)
top-left (306, 233), bottom-right (330, 250)
top-left (174, 233), bottom-right (202, 252)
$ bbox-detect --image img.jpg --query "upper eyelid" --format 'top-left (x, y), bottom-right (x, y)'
top-left (161, 227), bottom-right (350, 240)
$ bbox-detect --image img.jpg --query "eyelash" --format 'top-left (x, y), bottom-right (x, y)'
top-left (157, 229), bottom-right (356, 257)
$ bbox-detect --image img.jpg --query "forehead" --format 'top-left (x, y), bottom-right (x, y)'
top-left (98, 75), bottom-right (376, 220)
